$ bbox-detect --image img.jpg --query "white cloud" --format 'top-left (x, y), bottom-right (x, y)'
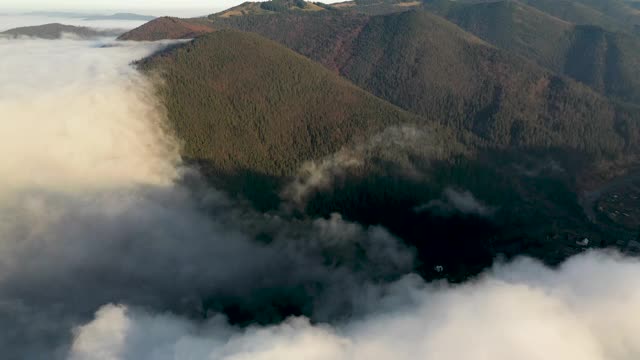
top-left (0, 37), bottom-right (181, 195)
top-left (70, 252), bottom-right (640, 360)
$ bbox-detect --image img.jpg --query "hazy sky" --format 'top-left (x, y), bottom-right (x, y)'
top-left (0, 0), bottom-right (341, 14)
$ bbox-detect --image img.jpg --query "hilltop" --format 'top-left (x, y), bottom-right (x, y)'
top-left (117, 0), bottom-right (421, 42)
top-left (117, 17), bottom-right (215, 41)
top-left (214, 0), bottom-right (326, 18)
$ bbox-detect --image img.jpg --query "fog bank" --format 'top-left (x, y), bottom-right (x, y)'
top-left (70, 252), bottom-right (640, 360)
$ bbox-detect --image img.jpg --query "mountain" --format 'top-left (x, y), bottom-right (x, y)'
top-left (125, 2), bottom-right (640, 277)
top-left (117, 17), bottom-right (215, 41)
top-left (206, 10), bottom-right (639, 158)
top-left (135, 26), bottom-right (640, 278)
top-left (136, 30), bottom-right (453, 206)
top-left (131, 30), bottom-right (547, 278)
top-left (0, 23), bottom-right (123, 39)
top-left (422, 0), bottom-right (640, 105)
top-left (120, 5), bottom-right (640, 178)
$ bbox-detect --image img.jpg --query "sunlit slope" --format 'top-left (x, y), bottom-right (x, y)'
top-left (213, 10), bottom-right (639, 159)
top-left (137, 30), bottom-right (443, 187)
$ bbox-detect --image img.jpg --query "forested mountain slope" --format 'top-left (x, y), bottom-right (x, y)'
top-left (209, 10), bottom-right (640, 160)
top-left (137, 30), bottom-right (458, 205)
top-left (422, 0), bottom-right (640, 105)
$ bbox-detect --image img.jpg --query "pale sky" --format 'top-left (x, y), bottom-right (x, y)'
top-left (0, 0), bottom-right (342, 15)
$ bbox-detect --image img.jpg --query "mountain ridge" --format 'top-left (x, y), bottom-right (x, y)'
top-left (117, 17), bottom-right (215, 41)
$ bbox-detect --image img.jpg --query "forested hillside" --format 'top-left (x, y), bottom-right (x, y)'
top-left (137, 30), bottom-right (458, 206)
top-left (208, 9), bottom-right (640, 160)
top-left (135, 26), bottom-right (640, 278)
top-left (422, 0), bottom-right (640, 105)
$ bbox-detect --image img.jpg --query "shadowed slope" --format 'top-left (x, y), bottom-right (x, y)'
top-left (422, 0), bottom-right (640, 105)
top-left (422, 0), bottom-right (574, 71)
top-left (521, 0), bottom-right (640, 34)
top-left (564, 25), bottom-right (640, 104)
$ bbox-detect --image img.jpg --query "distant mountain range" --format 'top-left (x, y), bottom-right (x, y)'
top-left (115, 0), bottom-right (640, 279)
top-left (0, 23), bottom-right (124, 39)
top-left (24, 11), bottom-right (156, 21)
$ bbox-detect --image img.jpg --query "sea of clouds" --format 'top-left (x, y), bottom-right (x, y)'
top-left (1, 18), bottom-right (640, 360)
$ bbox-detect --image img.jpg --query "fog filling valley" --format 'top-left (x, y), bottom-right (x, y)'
top-left (1, 33), bottom-right (640, 360)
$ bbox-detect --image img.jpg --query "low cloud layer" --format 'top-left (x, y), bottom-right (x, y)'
top-left (0, 36), bottom-right (413, 359)
top-left (69, 251), bottom-right (640, 360)
top-left (0, 37), bottom-right (180, 193)
top-left (1, 23), bottom-right (639, 360)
